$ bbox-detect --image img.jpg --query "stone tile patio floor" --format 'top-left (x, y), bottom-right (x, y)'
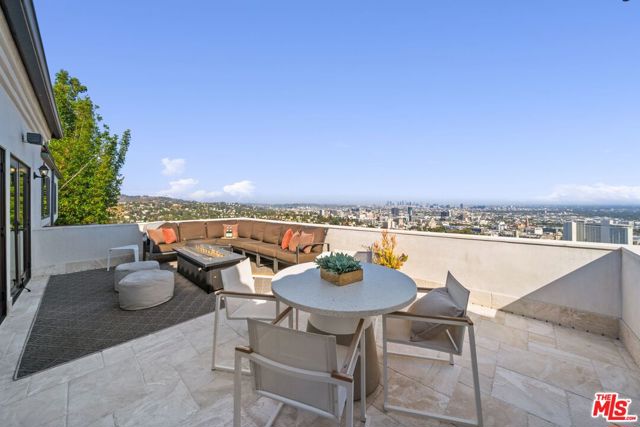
top-left (1, 275), bottom-right (639, 426)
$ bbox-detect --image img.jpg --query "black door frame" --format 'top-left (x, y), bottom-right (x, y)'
top-left (9, 155), bottom-right (31, 302)
top-left (0, 148), bottom-right (6, 324)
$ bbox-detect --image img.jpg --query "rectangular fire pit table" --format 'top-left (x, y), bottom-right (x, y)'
top-left (175, 243), bottom-right (246, 293)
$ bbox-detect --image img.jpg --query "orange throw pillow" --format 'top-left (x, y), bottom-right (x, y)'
top-left (162, 227), bottom-right (177, 244)
top-left (223, 223), bottom-right (238, 238)
top-left (299, 232), bottom-right (314, 253)
top-left (288, 231), bottom-right (301, 252)
top-left (281, 228), bottom-right (294, 250)
top-left (147, 228), bottom-right (165, 245)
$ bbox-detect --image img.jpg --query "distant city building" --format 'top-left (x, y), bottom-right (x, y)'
top-left (563, 220), bottom-right (633, 244)
top-left (391, 207), bottom-right (400, 217)
top-left (407, 206), bottom-right (414, 222)
top-left (440, 210), bottom-right (450, 219)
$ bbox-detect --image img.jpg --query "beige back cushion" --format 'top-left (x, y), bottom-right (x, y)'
top-left (251, 222), bottom-right (266, 241)
top-left (206, 221), bottom-right (224, 238)
top-left (238, 221), bottom-right (253, 238)
top-left (263, 223), bottom-right (282, 244)
top-left (179, 221), bottom-right (206, 241)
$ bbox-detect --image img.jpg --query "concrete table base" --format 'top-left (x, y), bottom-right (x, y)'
top-left (307, 321), bottom-right (379, 400)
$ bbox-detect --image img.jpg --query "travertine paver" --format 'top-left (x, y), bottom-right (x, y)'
top-left (0, 274), bottom-right (637, 426)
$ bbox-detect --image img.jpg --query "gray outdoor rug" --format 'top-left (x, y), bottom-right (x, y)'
top-left (16, 264), bottom-right (216, 378)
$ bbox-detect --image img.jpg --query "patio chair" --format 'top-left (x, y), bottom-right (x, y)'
top-left (212, 258), bottom-right (289, 373)
top-left (234, 307), bottom-right (367, 427)
top-left (381, 272), bottom-right (483, 427)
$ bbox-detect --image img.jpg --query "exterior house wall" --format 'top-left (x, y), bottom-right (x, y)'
top-left (0, 9), bottom-right (56, 314)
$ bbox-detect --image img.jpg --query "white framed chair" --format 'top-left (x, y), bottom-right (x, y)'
top-left (382, 272), bottom-right (483, 427)
top-left (234, 307), bottom-right (367, 427)
top-left (212, 258), bottom-right (289, 373)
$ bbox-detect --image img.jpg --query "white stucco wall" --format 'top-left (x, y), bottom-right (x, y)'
top-left (31, 224), bottom-right (143, 276)
top-left (325, 226), bottom-right (623, 319)
top-left (1, 10), bottom-right (57, 314)
top-left (622, 249), bottom-right (640, 337)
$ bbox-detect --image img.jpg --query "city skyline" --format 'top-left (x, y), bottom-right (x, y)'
top-left (35, 1), bottom-right (640, 204)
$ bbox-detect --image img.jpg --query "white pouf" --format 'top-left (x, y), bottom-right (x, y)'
top-left (118, 269), bottom-right (175, 310)
top-left (114, 260), bottom-right (160, 291)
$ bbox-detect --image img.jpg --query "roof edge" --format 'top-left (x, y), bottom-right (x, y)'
top-left (0, 0), bottom-right (62, 139)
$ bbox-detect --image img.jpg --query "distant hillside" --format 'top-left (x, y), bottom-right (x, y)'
top-left (111, 195), bottom-right (361, 226)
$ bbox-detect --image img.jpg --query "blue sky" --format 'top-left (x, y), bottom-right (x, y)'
top-left (35, 1), bottom-right (640, 204)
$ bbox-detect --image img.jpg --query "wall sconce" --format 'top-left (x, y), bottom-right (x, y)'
top-left (24, 132), bottom-right (43, 145)
top-left (33, 164), bottom-right (49, 180)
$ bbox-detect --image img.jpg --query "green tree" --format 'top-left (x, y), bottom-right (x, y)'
top-left (48, 70), bottom-right (130, 224)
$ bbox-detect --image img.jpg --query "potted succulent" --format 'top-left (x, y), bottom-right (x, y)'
top-left (316, 252), bottom-right (363, 286)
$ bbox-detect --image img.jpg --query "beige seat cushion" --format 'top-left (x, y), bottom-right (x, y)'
top-left (245, 241), bottom-right (278, 258)
top-left (113, 260), bottom-right (160, 291)
top-left (229, 238), bottom-right (255, 251)
top-left (407, 287), bottom-right (464, 341)
top-left (118, 269), bottom-right (174, 310)
top-left (274, 248), bottom-right (317, 264)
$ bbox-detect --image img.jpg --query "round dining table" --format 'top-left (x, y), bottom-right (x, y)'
top-left (271, 262), bottom-right (417, 398)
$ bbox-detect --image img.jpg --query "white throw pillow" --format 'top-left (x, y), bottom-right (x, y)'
top-left (408, 287), bottom-right (464, 341)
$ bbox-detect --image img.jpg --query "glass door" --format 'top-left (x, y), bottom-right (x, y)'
top-left (9, 157), bottom-right (30, 300)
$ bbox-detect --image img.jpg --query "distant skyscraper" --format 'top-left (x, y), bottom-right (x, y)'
top-left (459, 203), bottom-right (464, 209)
top-left (391, 207), bottom-right (400, 217)
top-left (563, 220), bottom-right (633, 244)
top-left (407, 206), bottom-right (414, 222)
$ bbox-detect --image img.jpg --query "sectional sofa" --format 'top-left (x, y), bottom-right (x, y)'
top-left (144, 219), bottom-right (330, 272)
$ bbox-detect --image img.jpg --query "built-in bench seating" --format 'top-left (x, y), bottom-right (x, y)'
top-left (144, 220), bottom-right (329, 272)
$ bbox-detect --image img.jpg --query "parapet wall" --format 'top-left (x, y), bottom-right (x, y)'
top-left (31, 219), bottom-right (633, 341)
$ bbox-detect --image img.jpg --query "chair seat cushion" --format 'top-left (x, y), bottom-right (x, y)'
top-left (407, 287), bottom-right (464, 341)
top-left (113, 261), bottom-right (160, 291)
top-left (118, 270), bottom-right (174, 310)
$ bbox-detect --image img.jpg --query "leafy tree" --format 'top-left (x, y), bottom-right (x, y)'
top-left (48, 70), bottom-right (130, 224)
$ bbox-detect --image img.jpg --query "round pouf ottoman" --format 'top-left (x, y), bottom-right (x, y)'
top-left (118, 269), bottom-right (175, 310)
top-left (114, 260), bottom-right (160, 291)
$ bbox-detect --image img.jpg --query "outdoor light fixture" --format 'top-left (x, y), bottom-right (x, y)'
top-left (33, 163), bottom-right (49, 180)
top-left (24, 132), bottom-right (43, 145)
